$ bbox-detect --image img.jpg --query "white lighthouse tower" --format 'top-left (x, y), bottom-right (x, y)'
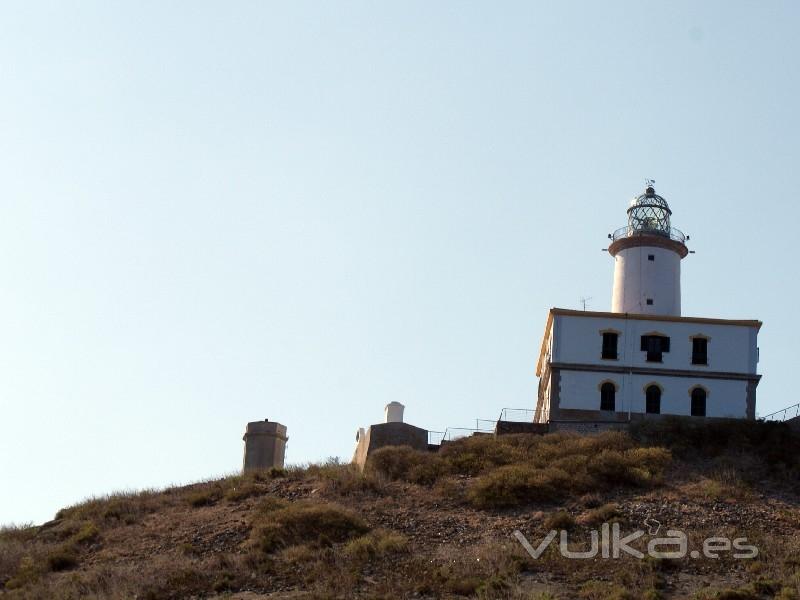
top-left (609, 182), bottom-right (688, 316)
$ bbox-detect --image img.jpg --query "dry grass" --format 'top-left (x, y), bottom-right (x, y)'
top-left (55, 490), bottom-right (170, 526)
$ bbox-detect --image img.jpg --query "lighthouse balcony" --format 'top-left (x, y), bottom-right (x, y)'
top-left (611, 225), bottom-right (686, 244)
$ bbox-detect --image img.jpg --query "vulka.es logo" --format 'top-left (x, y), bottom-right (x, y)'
top-left (514, 522), bottom-right (758, 560)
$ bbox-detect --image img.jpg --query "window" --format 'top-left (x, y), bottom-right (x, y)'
top-left (601, 332), bottom-right (618, 360)
top-left (691, 388), bottom-right (707, 417)
top-left (648, 254), bottom-right (655, 261)
top-left (600, 382), bottom-right (616, 411)
top-left (646, 385), bottom-right (661, 414)
top-left (641, 335), bottom-right (670, 362)
top-left (646, 298), bottom-right (654, 305)
top-left (692, 338), bottom-right (708, 365)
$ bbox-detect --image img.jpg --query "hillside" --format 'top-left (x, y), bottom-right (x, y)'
top-left (2, 419), bottom-right (800, 600)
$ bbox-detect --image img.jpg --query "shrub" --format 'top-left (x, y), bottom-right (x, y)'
top-left (446, 576), bottom-right (482, 596)
top-left (544, 511), bottom-right (576, 531)
top-left (254, 496), bottom-right (290, 514)
top-left (342, 529), bottom-right (408, 560)
top-left (3, 555), bottom-right (42, 589)
top-left (579, 504), bottom-right (620, 526)
top-left (70, 521), bottom-right (100, 545)
top-left (46, 546), bottom-right (78, 572)
top-left (250, 501), bottom-right (369, 553)
top-left (580, 580), bottom-right (635, 600)
top-left (439, 435), bottom-right (525, 476)
top-left (224, 482), bottom-right (262, 502)
top-left (367, 446), bottom-right (440, 483)
top-left (309, 460), bottom-right (386, 494)
top-left (468, 465), bottom-right (571, 508)
top-left (139, 565), bottom-right (211, 600)
top-left (580, 493), bottom-right (603, 508)
top-left (776, 587), bottom-right (800, 600)
top-left (187, 488), bottom-right (222, 508)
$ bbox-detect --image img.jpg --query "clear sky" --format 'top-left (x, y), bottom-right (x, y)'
top-left (1, 1), bottom-right (798, 525)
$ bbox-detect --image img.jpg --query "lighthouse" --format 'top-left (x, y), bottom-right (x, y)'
top-left (609, 183), bottom-right (688, 316)
top-left (533, 182), bottom-right (762, 430)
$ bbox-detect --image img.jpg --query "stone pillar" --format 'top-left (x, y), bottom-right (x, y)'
top-left (242, 420), bottom-right (288, 472)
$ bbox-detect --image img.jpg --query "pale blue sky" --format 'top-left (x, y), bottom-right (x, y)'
top-left (1, 1), bottom-right (797, 525)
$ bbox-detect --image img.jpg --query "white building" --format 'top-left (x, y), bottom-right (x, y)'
top-left (535, 184), bottom-right (761, 426)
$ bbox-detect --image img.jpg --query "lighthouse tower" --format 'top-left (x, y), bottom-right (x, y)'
top-left (608, 183), bottom-right (689, 316)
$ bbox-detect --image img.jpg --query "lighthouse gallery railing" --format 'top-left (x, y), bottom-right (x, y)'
top-left (611, 225), bottom-right (686, 244)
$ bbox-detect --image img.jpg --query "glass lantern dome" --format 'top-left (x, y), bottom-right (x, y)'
top-left (609, 183), bottom-right (687, 245)
top-left (627, 185), bottom-right (671, 235)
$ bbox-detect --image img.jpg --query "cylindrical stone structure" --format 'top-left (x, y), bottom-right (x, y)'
top-left (384, 401), bottom-right (405, 423)
top-left (608, 185), bottom-right (689, 316)
top-left (242, 420), bottom-right (288, 472)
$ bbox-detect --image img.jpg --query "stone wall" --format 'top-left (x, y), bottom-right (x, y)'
top-left (786, 416), bottom-right (800, 433)
top-left (548, 420), bottom-right (630, 434)
top-left (352, 422), bottom-right (428, 470)
top-left (494, 421), bottom-right (549, 436)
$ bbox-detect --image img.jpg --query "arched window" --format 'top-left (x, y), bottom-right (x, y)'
top-left (600, 382), bottom-right (616, 411)
top-left (646, 385), bottom-right (661, 414)
top-left (691, 387), bottom-right (707, 417)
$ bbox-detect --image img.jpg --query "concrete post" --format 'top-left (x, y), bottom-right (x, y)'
top-left (242, 420), bottom-right (288, 472)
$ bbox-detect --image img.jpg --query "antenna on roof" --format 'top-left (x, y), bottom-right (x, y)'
top-left (580, 296), bottom-right (593, 311)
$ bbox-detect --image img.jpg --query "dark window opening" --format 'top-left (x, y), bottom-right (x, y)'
top-left (646, 385), bottom-right (661, 414)
top-left (641, 335), bottom-right (670, 362)
top-left (692, 338), bottom-right (708, 365)
top-left (691, 387), bottom-right (707, 417)
top-left (600, 382), bottom-right (616, 411)
top-left (648, 254), bottom-right (655, 261)
top-left (601, 332), bottom-right (618, 359)
top-left (646, 298), bottom-right (654, 305)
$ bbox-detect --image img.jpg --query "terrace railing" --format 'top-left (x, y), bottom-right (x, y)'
top-left (761, 403), bottom-right (800, 422)
top-left (499, 407), bottom-right (536, 422)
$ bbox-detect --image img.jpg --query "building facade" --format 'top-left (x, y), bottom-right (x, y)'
top-left (535, 184), bottom-right (762, 425)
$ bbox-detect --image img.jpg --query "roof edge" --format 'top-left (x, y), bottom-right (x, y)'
top-left (549, 308), bottom-right (762, 330)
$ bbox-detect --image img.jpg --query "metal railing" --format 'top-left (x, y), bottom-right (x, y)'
top-left (611, 225), bottom-right (686, 244)
top-left (475, 418), bottom-right (498, 431)
top-left (441, 426), bottom-right (494, 442)
top-left (427, 430), bottom-right (445, 446)
top-left (761, 403), bottom-right (800, 422)
top-left (499, 408), bottom-right (536, 422)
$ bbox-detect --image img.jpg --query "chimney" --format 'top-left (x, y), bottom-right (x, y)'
top-left (384, 402), bottom-right (405, 423)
